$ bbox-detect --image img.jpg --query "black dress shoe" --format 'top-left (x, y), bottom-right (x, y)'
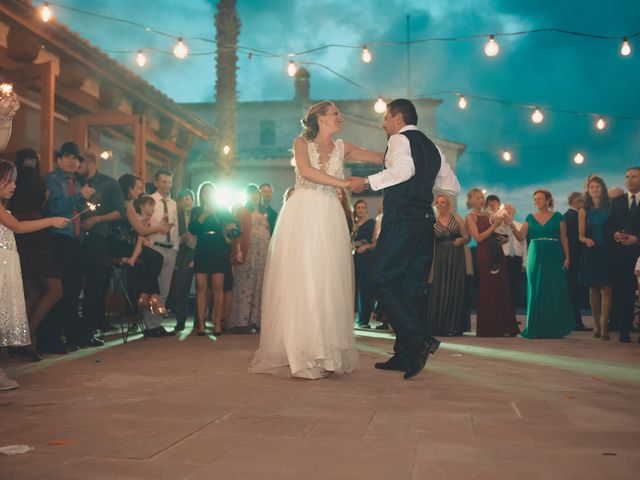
top-left (80, 337), bottom-right (105, 347)
top-left (404, 339), bottom-right (438, 380)
top-left (375, 357), bottom-right (406, 371)
top-left (620, 333), bottom-right (631, 343)
top-left (144, 327), bottom-right (163, 338)
top-left (574, 325), bottom-right (593, 332)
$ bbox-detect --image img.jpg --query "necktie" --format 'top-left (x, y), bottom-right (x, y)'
top-left (631, 194), bottom-right (637, 213)
top-left (67, 176), bottom-right (80, 237)
top-left (162, 198), bottom-right (171, 243)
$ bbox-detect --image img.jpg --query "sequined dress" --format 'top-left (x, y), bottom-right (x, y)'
top-left (0, 220), bottom-right (30, 347)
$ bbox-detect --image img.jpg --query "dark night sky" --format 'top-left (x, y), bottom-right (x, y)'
top-left (50, 0), bottom-right (640, 214)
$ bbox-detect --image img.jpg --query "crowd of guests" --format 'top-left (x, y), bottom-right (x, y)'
top-left (1, 138), bottom-right (639, 390)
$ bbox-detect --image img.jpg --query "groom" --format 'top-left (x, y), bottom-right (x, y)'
top-left (350, 99), bottom-right (460, 379)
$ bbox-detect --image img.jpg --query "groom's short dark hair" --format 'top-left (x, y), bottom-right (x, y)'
top-left (387, 99), bottom-right (418, 126)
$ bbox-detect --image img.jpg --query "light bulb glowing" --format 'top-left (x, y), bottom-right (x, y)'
top-left (0, 83), bottom-right (13, 97)
top-left (457, 95), bottom-right (467, 109)
top-left (621, 37), bottom-right (631, 56)
top-left (484, 35), bottom-right (499, 57)
top-left (573, 152), bottom-right (585, 165)
top-left (100, 151), bottom-right (110, 160)
top-left (374, 97), bottom-right (386, 113)
top-left (287, 61), bottom-right (297, 77)
top-left (222, 144), bottom-right (231, 155)
top-left (136, 50), bottom-right (147, 67)
top-left (41, 3), bottom-right (52, 22)
top-left (501, 150), bottom-right (512, 162)
top-left (361, 46), bottom-right (372, 63)
top-left (531, 108), bottom-right (544, 124)
top-left (595, 116), bottom-right (606, 131)
top-left (173, 38), bottom-right (188, 59)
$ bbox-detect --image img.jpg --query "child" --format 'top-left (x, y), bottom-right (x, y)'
top-left (485, 194), bottom-right (511, 274)
top-left (0, 159), bottom-right (68, 390)
top-left (126, 194), bottom-right (155, 267)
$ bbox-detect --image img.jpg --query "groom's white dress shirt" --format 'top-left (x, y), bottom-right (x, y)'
top-left (367, 125), bottom-right (460, 196)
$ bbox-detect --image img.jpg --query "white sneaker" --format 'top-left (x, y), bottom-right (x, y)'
top-left (0, 371), bottom-right (19, 391)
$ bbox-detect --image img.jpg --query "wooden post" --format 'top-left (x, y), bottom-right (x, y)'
top-left (134, 115), bottom-right (147, 181)
top-left (39, 61), bottom-right (55, 175)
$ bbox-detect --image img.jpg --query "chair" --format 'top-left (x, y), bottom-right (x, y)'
top-left (106, 259), bottom-right (147, 343)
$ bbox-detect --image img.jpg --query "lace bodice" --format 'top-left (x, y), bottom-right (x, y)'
top-left (295, 139), bottom-right (345, 195)
top-left (0, 220), bottom-right (17, 251)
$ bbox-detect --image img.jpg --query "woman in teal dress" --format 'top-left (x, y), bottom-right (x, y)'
top-left (511, 189), bottom-right (574, 338)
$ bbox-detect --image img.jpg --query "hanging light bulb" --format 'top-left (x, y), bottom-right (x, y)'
top-left (173, 37), bottom-right (188, 59)
top-left (484, 35), bottom-right (499, 57)
top-left (501, 150), bottom-right (512, 162)
top-left (136, 50), bottom-right (147, 68)
top-left (595, 116), bottom-right (606, 131)
top-left (100, 151), bottom-right (110, 160)
top-left (287, 60), bottom-right (297, 77)
top-left (361, 46), bottom-right (372, 63)
top-left (41, 3), bottom-right (52, 22)
top-left (374, 97), bottom-right (386, 113)
top-left (573, 152), bottom-right (585, 165)
top-left (222, 144), bottom-right (231, 155)
top-left (531, 108), bottom-right (544, 124)
top-left (620, 37), bottom-right (632, 56)
top-left (457, 95), bottom-right (467, 110)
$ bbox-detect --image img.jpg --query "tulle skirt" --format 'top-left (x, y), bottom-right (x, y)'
top-left (249, 188), bottom-right (359, 379)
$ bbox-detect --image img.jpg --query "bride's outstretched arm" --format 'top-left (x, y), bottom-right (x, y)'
top-left (343, 141), bottom-right (384, 164)
top-left (293, 138), bottom-right (349, 188)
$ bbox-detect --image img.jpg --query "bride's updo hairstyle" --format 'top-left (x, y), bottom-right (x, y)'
top-left (300, 101), bottom-right (335, 141)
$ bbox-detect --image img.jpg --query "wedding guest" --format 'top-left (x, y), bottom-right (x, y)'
top-left (228, 184), bottom-right (271, 332)
top-left (259, 183), bottom-right (278, 233)
top-left (502, 204), bottom-right (527, 310)
top-left (352, 200), bottom-right (376, 328)
top-left (9, 149), bottom-right (62, 359)
top-left (126, 195), bottom-right (156, 266)
top-left (512, 189), bottom-right (574, 338)
top-left (564, 192), bottom-right (590, 331)
top-left (44, 142), bottom-right (95, 350)
top-left (485, 195), bottom-right (509, 274)
top-left (0, 160), bottom-right (69, 389)
top-left (466, 188), bottom-right (517, 337)
top-left (169, 189), bottom-right (196, 331)
top-left (608, 187), bottom-right (624, 200)
top-left (109, 174), bottom-right (169, 337)
top-left (372, 204), bottom-right (390, 331)
top-left (189, 182), bottom-right (236, 336)
top-left (77, 150), bottom-right (124, 341)
top-left (578, 176), bottom-right (612, 340)
top-left (146, 169), bottom-right (178, 332)
top-left (283, 187), bottom-right (295, 203)
top-left (605, 167), bottom-right (640, 343)
top-left (429, 194), bottom-right (471, 336)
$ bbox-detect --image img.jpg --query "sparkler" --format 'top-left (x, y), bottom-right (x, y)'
top-left (0, 83), bottom-right (13, 97)
top-left (71, 202), bottom-right (99, 221)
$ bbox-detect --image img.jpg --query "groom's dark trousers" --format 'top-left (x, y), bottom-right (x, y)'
top-left (374, 217), bottom-right (435, 366)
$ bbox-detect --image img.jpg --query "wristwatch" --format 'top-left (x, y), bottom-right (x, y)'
top-left (364, 178), bottom-right (371, 192)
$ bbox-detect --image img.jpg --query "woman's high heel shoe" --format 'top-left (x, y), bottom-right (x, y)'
top-left (593, 330), bottom-right (601, 339)
top-left (9, 347), bottom-right (42, 362)
top-left (148, 296), bottom-right (167, 316)
top-left (601, 333), bottom-right (610, 341)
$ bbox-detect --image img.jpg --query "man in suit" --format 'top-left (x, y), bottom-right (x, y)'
top-left (169, 189), bottom-right (196, 331)
top-left (605, 167), bottom-right (640, 343)
top-left (564, 192), bottom-right (591, 331)
top-left (350, 99), bottom-right (460, 379)
top-left (259, 183), bottom-right (278, 233)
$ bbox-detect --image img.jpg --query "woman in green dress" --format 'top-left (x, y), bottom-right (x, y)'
top-left (511, 189), bottom-right (574, 338)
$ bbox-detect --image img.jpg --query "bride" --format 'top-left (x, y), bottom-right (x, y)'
top-left (249, 101), bottom-right (383, 379)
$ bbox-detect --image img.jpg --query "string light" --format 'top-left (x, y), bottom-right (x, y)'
top-left (484, 35), bottom-right (499, 57)
top-left (620, 37), bottom-right (632, 56)
top-left (135, 50), bottom-right (147, 67)
top-left (100, 150), bottom-right (111, 160)
top-left (457, 95), bottom-right (468, 109)
top-left (361, 46), bottom-right (372, 63)
top-left (41, 3), bottom-right (52, 22)
top-left (173, 37), bottom-right (188, 59)
top-left (595, 116), bottom-right (606, 131)
top-left (531, 108), bottom-right (544, 124)
top-left (573, 152), bottom-right (585, 164)
top-left (374, 97), bottom-right (386, 113)
top-left (501, 150), bottom-right (512, 162)
top-left (222, 144), bottom-right (231, 155)
top-left (287, 60), bottom-right (297, 77)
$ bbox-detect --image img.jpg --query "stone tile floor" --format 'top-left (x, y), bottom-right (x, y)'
top-left (1, 315), bottom-right (639, 479)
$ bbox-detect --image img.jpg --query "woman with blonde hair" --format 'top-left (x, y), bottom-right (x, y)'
top-left (250, 100), bottom-right (383, 379)
top-left (429, 194), bottom-right (471, 336)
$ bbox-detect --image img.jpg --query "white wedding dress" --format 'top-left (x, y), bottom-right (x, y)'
top-left (249, 139), bottom-right (359, 379)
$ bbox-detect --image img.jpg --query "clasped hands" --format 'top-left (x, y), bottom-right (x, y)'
top-left (345, 177), bottom-right (366, 194)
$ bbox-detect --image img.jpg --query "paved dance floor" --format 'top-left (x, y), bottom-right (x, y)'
top-left (1, 316), bottom-right (639, 479)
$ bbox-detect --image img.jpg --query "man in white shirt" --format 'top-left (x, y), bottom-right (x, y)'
top-left (146, 168), bottom-right (179, 335)
top-left (503, 204), bottom-right (528, 312)
top-left (350, 99), bottom-right (460, 379)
